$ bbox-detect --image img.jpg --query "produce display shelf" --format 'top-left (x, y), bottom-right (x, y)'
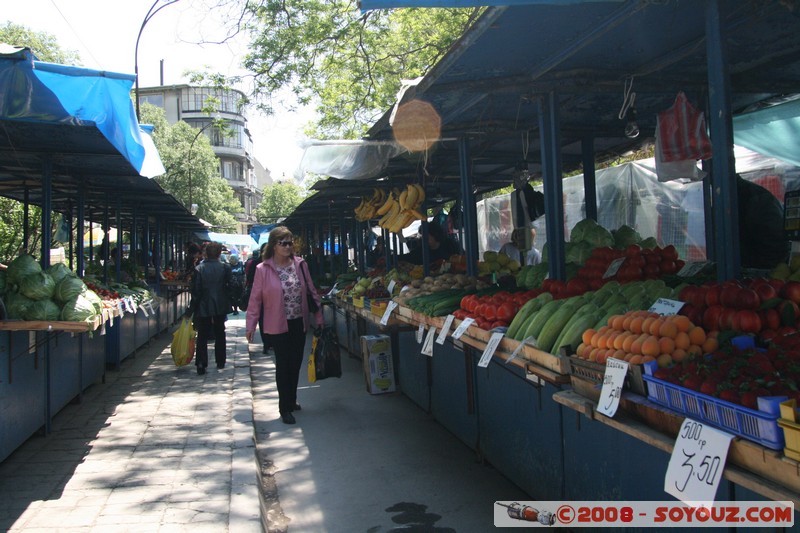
top-left (642, 360), bottom-right (785, 450)
top-left (778, 399), bottom-right (800, 461)
top-left (0, 315), bottom-right (105, 332)
top-left (564, 354), bottom-right (646, 402)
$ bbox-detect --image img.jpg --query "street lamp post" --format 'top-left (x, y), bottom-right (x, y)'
top-left (134, 0), bottom-right (180, 121)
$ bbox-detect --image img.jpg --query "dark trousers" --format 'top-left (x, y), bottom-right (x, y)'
top-left (267, 317), bottom-right (306, 414)
top-left (195, 314), bottom-right (227, 368)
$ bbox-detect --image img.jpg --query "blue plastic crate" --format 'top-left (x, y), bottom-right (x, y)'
top-left (642, 360), bottom-right (786, 450)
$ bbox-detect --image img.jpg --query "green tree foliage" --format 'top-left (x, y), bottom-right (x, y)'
top-left (140, 103), bottom-right (242, 230)
top-left (237, 2), bottom-right (481, 139)
top-left (0, 22), bottom-right (81, 64)
top-left (255, 181), bottom-right (305, 223)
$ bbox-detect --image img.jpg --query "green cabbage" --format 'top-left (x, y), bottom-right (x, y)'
top-left (570, 218), bottom-right (614, 248)
top-left (5, 291), bottom-right (34, 319)
top-left (23, 299), bottom-right (61, 321)
top-left (612, 224), bottom-right (642, 249)
top-left (83, 289), bottom-right (103, 313)
top-left (54, 276), bottom-right (86, 303)
top-left (18, 272), bottom-right (56, 301)
top-left (565, 240), bottom-right (593, 265)
top-left (60, 294), bottom-right (97, 322)
top-left (7, 254), bottom-right (41, 285)
top-left (47, 263), bottom-right (76, 285)
top-left (640, 236), bottom-right (659, 249)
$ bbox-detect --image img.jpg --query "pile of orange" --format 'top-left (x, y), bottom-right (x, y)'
top-left (574, 310), bottom-right (718, 367)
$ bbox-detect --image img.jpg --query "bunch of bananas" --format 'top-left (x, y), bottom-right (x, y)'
top-left (354, 188), bottom-right (387, 222)
top-left (376, 183), bottom-right (427, 233)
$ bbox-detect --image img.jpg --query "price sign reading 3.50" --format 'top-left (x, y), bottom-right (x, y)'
top-left (665, 419), bottom-right (733, 505)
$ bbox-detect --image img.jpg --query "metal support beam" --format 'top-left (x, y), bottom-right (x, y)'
top-left (77, 184), bottom-right (85, 277)
top-left (41, 160), bottom-right (52, 270)
top-left (539, 92), bottom-right (566, 281)
top-left (581, 136), bottom-right (598, 222)
top-left (706, 0), bottom-right (738, 281)
top-left (458, 137), bottom-right (479, 277)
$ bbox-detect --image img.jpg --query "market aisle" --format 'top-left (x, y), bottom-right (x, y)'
top-left (249, 322), bottom-right (531, 532)
top-left (0, 319), bottom-right (261, 533)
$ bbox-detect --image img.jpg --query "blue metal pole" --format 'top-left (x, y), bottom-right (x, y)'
top-left (77, 184), bottom-right (85, 277)
top-left (539, 92), bottom-right (566, 281)
top-left (581, 136), bottom-right (597, 222)
top-left (459, 137), bottom-right (479, 277)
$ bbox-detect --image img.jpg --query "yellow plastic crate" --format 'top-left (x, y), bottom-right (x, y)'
top-left (778, 399), bottom-right (800, 461)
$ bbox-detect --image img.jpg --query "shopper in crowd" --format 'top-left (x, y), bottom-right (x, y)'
top-left (228, 255), bottom-right (245, 315)
top-left (737, 174), bottom-right (790, 269)
top-left (245, 226), bottom-right (324, 425)
top-left (367, 236), bottom-right (386, 268)
top-left (500, 226), bottom-right (542, 266)
top-left (401, 222), bottom-right (461, 265)
top-left (187, 241), bottom-right (232, 375)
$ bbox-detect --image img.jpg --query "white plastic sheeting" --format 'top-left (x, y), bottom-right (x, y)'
top-left (297, 140), bottom-right (406, 181)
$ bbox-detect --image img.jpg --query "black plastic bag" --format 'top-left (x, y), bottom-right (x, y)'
top-left (310, 326), bottom-right (342, 381)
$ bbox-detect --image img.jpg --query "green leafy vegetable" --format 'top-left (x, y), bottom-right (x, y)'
top-left (19, 272), bottom-right (56, 301)
top-left (23, 299), bottom-right (61, 321)
top-left (54, 276), bottom-right (86, 304)
top-left (60, 294), bottom-right (97, 322)
top-left (7, 254), bottom-right (41, 285)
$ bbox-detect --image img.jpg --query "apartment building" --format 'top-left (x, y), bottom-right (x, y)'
top-left (137, 84), bottom-right (271, 233)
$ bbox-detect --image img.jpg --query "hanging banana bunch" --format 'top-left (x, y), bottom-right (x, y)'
top-left (353, 188), bottom-right (387, 222)
top-left (381, 183), bottom-right (427, 234)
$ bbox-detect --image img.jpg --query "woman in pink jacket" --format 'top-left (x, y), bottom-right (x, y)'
top-left (245, 226), bottom-right (324, 424)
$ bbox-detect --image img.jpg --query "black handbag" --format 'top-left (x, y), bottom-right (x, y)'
top-left (239, 284), bottom-right (252, 311)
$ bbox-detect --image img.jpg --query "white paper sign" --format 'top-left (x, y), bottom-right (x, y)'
top-left (665, 419), bottom-right (733, 505)
top-left (416, 323), bottom-right (425, 343)
top-left (117, 300), bottom-right (125, 318)
top-left (422, 327), bottom-right (437, 356)
top-left (140, 302), bottom-right (149, 317)
top-left (452, 317), bottom-right (474, 340)
top-left (506, 336), bottom-right (535, 365)
top-left (380, 300), bottom-right (398, 325)
top-left (436, 314), bottom-right (456, 345)
top-left (597, 357), bottom-right (629, 417)
top-left (478, 332), bottom-right (505, 368)
top-left (387, 279), bottom-right (396, 295)
top-left (649, 298), bottom-right (685, 316)
top-left (603, 257), bottom-right (626, 278)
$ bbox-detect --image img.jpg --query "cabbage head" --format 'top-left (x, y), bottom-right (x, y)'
top-left (640, 236), bottom-right (659, 249)
top-left (565, 240), bottom-right (593, 265)
top-left (83, 289), bottom-right (103, 314)
top-left (7, 254), bottom-right (41, 285)
top-left (570, 218), bottom-right (614, 248)
top-left (5, 291), bottom-right (34, 319)
top-left (19, 272), bottom-right (56, 301)
top-left (61, 294), bottom-right (97, 322)
top-left (23, 299), bottom-right (61, 321)
top-left (47, 263), bottom-right (76, 285)
top-left (613, 224), bottom-right (642, 249)
top-left (54, 276), bottom-right (86, 303)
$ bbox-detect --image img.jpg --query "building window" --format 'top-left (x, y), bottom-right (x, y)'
top-left (140, 94), bottom-right (164, 108)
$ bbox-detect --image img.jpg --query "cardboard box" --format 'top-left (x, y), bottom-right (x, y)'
top-left (360, 334), bottom-right (396, 394)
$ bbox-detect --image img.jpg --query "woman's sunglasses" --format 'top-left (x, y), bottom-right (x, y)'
top-left (277, 240), bottom-right (294, 247)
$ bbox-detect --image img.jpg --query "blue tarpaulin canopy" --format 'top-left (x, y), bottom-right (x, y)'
top-left (195, 231), bottom-right (259, 250)
top-left (734, 98), bottom-right (800, 168)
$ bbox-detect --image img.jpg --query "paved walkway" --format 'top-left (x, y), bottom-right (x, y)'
top-left (0, 316), bottom-right (531, 532)
top-left (0, 318), bottom-right (261, 533)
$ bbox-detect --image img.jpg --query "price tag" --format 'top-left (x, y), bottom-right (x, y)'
top-left (416, 323), bottom-right (425, 343)
top-left (678, 261), bottom-right (710, 277)
top-left (478, 332), bottom-right (505, 368)
top-left (131, 299), bottom-right (138, 314)
top-left (597, 357), bottom-right (629, 417)
top-left (387, 279), bottom-right (396, 295)
top-left (380, 300), bottom-right (398, 325)
top-left (649, 298), bottom-right (685, 316)
top-left (603, 257), bottom-right (626, 278)
top-left (140, 302), bottom-right (149, 317)
top-left (109, 308), bottom-right (115, 327)
top-left (440, 262), bottom-right (451, 273)
top-left (421, 327), bottom-right (437, 356)
top-left (505, 336), bottom-right (534, 365)
top-left (100, 321), bottom-right (106, 336)
top-left (665, 419), bottom-right (733, 505)
top-left (436, 314), bottom-right (455, 345)
top-left (118, 300), bottom-right (125, 318)
top-left (452, 317), bottom-right (474, 340)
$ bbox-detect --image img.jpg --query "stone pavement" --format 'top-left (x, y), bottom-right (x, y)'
top-left (0, 317), bottom-right (261, 533)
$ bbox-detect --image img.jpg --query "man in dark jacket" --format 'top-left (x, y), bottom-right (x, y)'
top-left (187, 241), bottom-right (232, 375)
top-left (737, 175), bottom-right (790, 269)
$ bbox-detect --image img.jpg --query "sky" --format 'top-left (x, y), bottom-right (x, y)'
top-left (2, 0), bottom-right (316, 181)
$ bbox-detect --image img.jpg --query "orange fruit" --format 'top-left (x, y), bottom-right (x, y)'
top-left (622, 332), bottom-right (637, 352)
top-left (688, 326), bottom-right (706, 346)
top-left (674, 331), bottom-right (691, 350)
top-left (670, 314), bottom-right (692, 333)
top-left (641, 317), bottom-right (656, 336)
top-left (687, 344), bottom-right (703, 358)
top-left (656, 353), bottom-right (673, 367)
top-left (582, 328), bottom-right (596, 346)
top-left (641, 355), bottom-right (656, 364)
top-left (588, 348), bottom-right (599, 362)
top-left (629, 316), bottom-right (644, 334)
top-left (613, 331), bottom-right (629, 350)
top-left (641, 335), bottom-right (661, 358)
top-left (622, 314), bottom-right (635, 331)
top-left (630, 334), bottom-right (645, 355)
top-left (658, 320), bottom-right (678, 339)
top-left (702, 336), bottom-right (719, 354)
top-left (648, 318), bottom-right (665, 336)
top-left (628, 354), bottom-right (644, 365)
top-left (658, 336), bottom-right (676, 355)
top-left (575, 342), bottom-right (588, 358)
top-left (596, 350), bottom-right (609, 365)
top-left (671, 348), bottom-right (688, 363)
top-left (612, 349), bottom-right (627, 361)
top-left (611, 314), bottom-right (625, 331)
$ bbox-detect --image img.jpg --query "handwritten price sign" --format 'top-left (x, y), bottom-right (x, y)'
top-left (665, 419), bottom-right (732, 505)
top-left (596, 357), bottom-right (628, 417)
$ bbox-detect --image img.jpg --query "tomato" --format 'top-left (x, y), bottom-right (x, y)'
top-left (625, 244), bottom-right (642, 257)
top-left (705, 285), bottom-right (722, 307)
top-left (659, 259), bottom-right (677, 275)
top-left (490, 320), bottom-right (509, 330)
top-left (661, 244), bottom-right (679, 261)
top-left (483, 304), bottom-right (498, 322)
top-left (565, 277), bottom-right (589, 295)
top-left (460, 295), bottom-right (473, 312)
top-left (496, 302), bottom-right (517, 323)
top-left (733, 309), bottom-right (761, 333)
top-left (760, 308), bottom-right (781, 331)
top-left (736, 287), bottom-right (760, 310)
top-left (703, 304), bottom-right (724, 332)
top-left (753, 282), bottom-right (778, 302)
top-left (782, 281), bottom-right (800, 305)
